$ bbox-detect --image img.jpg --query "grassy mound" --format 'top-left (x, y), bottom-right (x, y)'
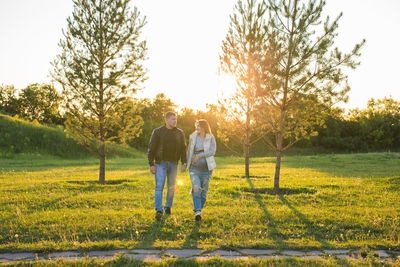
top-left (0, 114), bottom-right (141, 158)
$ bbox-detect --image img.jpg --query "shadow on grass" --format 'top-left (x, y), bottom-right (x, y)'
top-left (278, 195), bottom-right (330, 248)
top-left (182, 222), bottom-right (202, 248)
top-left (66, 179), bottom-right (132, 185)
top-left (231, 175), bottom-right (270, 179)
top-left (243, 187), bottom-right (316, 195)
top-left (386, 177), bottom-right (400, 193)
top-left (246, 178), bottom-right (285, 248)
top-left (388, 177), bottom-right (400, 183)
top-left (134, 217), bottom-right (166, 248)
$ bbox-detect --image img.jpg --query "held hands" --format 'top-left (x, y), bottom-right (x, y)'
top-left (150, 165), bottom-right (156, 174)
top-left (193, 155), bottom-right (200, 163)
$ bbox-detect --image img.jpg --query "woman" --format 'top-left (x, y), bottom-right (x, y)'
top-left (186, 119), bottom-right (216, 221)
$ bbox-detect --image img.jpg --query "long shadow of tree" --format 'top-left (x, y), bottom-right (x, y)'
top-left (278, 195), bottom-right (330, 248)
top-left (246, 178), bottom-right (334, 249)
top-left (246, 178), bottom-right (286, 248)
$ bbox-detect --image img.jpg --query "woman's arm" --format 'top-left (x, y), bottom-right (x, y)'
top-left (196, 135), bottom-right (216, 158)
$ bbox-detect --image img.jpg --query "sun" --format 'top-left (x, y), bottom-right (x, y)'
top-left (216, 72), bottom-right (238, 97)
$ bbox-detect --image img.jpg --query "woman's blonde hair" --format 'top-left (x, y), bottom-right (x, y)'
top-left (196, 119), bottom-right (212, 135)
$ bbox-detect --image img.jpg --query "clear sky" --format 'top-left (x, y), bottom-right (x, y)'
top-left (0, 0), bottom-right (399, 111)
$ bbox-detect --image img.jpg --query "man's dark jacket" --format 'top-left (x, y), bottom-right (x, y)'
top-left (147, 125), bottom-right (187, 166)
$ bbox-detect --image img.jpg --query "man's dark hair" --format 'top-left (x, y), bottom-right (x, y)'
top-left (165, 111), bottom-right (176, 119)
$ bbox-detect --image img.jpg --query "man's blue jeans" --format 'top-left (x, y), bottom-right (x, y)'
top-left (154, 161), bottom-right (178, 212)
top-left (189, 168), bottom-right (212, 212)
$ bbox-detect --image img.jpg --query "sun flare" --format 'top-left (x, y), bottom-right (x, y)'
top-left (217, 72), bottom-right (237, 97)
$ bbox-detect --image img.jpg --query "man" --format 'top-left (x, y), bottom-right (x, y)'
top-left (147, 111), bottom-right (187, 220)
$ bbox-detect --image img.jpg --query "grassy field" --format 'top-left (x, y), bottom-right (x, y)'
top-left (1, 152), bottom-right (400, 254)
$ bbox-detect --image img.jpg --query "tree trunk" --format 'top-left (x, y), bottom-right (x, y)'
top-left (272, 13), bottom-right (292, 194)
top-left (99, 141), bottom-right (106, 185)
top-left (273, 129), bottom-right (283, 194)
top-left (273, 148), bottom-right (281, 194)
top-left (244, 101), bottom-right (251, 179)
top-left (244, 142), bottom-right (250, 179)
top-left (98, 0), bottom-right (105, 185)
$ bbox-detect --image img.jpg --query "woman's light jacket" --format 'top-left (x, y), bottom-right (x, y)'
top-left (186, 132), bottom-right (216, 171)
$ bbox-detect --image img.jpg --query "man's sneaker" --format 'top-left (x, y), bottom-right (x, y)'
top-left (195, 211), bottom-right (201, 221)
top-left (155, 211), bottom-right (163, 220)
top-left (165, 207), bottom-right (171, 215)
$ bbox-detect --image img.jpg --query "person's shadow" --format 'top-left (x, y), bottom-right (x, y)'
top-left (133, 217), bottom-right (166, 248)
top-left (182, 221), bottom-right (202, 248)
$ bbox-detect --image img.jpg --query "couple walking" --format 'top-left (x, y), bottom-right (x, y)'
top-left (147, 111), bottom-right (216, 221)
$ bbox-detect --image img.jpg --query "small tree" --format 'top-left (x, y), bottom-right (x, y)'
top-left (219, 0), bottom-right (267, 178)
top-left (260, 0), bottom-right (365, 193)
top-left (52, 0), bottom-right (147, 184)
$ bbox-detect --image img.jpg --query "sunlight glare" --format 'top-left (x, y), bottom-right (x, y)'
top-left (217, 72), bottom-right (237, 97)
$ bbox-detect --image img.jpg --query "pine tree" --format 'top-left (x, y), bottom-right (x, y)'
top-left (219, 0), bottom-right (267, 178)
top-left (260, 0), bottom-right (365, 193)
top-left (52, 0), bottom-right (147, 184)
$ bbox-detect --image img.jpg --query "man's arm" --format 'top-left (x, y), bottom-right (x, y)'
top-left (147, 128), bottom-right (158, 168)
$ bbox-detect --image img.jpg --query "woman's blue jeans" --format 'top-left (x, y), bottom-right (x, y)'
top-left (189, 168), bottom-right (212, 212)
top-left (154, 161), bottom-right (178, 212)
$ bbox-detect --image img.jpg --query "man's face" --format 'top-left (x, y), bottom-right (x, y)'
top-left (165, 115), bottom-right (177, 128)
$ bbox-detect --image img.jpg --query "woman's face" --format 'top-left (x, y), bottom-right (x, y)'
top-left (196, 122), bottom-right (204, 135)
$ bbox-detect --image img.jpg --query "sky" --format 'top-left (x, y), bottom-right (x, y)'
top-left (0, 0), bottom-right (399, 111)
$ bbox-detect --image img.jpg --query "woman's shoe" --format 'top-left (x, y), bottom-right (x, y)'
top-left (195, 211), bottom-right (201, 221)
top-left (165, 207), bottom-right (171, 215)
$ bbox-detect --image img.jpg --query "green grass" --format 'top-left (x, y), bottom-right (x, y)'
top-left (1, 152), bottom-right (399, 253)
top-left (7, 255), bottom-right (397, 267)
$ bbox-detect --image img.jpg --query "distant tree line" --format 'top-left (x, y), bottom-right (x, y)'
top-left (0, 83), bottom-right (63, 125)
top-left (1, 83), bottom-right (400, 154)
top-left (308, 97), bottom-right (400, 152)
